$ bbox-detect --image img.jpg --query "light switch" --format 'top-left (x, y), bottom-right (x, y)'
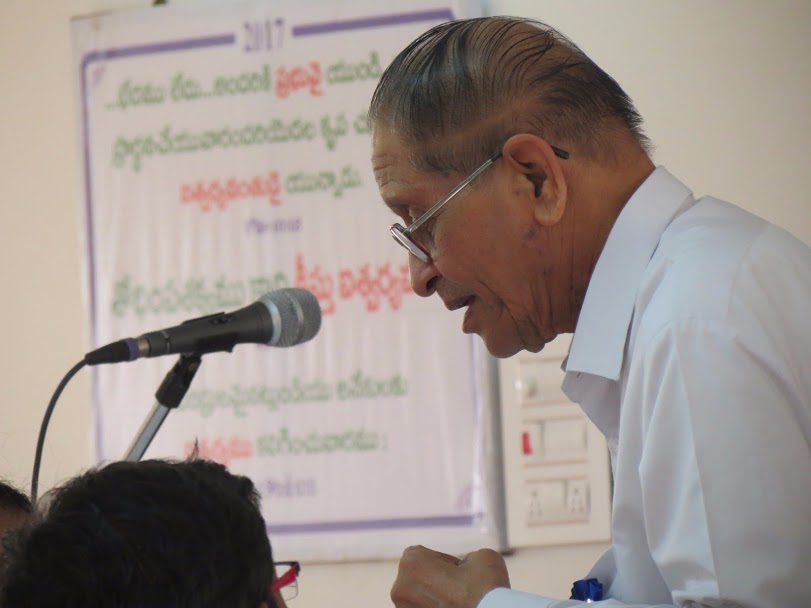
top-left (542, 418), bottom-right (588, 462)
top-left (521, 423), bottom-right (542, 460)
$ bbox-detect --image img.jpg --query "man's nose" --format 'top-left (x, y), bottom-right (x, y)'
top-left (408, 253), bottom-right (439, 297)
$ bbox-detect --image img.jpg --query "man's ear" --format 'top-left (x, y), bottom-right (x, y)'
top-left (501, 133), bottom-right (568, 226)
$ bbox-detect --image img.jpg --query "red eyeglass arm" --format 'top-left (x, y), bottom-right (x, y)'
top-left (271, 566), bottom-right (298, 591)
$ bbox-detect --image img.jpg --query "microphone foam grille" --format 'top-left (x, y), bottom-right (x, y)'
top-left (261, 288), bottom-right (322, 347)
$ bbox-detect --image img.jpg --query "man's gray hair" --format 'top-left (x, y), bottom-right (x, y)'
top-left (369, 16), bottom-right (650, 172)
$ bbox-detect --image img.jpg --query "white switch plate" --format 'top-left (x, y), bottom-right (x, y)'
top-left (499, 335), bottom-right (612, 547)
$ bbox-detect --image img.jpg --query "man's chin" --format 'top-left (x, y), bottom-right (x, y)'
top-left (480, 329), bottom-right (554, 358)
top-left (480, 334), bottom-right (524, 359)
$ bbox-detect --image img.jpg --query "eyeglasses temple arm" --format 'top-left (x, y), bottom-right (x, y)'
top-left (271, 566), bottom-right (299, 591)
top-left (405, 156), bottom-right (497, 236)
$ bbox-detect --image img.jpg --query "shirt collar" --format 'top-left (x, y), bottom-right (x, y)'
top-left (564, 166), bottom-right (694, 381)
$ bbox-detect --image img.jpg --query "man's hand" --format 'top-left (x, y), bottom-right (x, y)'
top-left (390, 545), bottom-right (510, 608)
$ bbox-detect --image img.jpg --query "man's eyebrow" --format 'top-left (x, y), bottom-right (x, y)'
top-left (383, 198), bottom-right (409, 214)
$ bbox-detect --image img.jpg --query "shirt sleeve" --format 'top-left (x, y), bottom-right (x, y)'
top-left (633, 319), bottom-right (811, 606)
top-left (478, 588), bottom-right (569, 608)
top-left (478, 587), bottom-right (681, 608)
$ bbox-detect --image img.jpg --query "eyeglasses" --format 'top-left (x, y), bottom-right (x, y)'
top-left (271, 561), bottom-right (301, 601)
top-left (389, 144), bottom-right (570, 263)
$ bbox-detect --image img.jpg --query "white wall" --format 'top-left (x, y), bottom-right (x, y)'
top-left (0, 1), bottom-right (808, 606)
top-left (494, 0), bottom-right (811, 239)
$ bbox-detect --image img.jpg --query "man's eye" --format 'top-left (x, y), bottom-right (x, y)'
top-left (419, 215), bottom-right (437, 231)
top-left (413, 221), bottom-right (436, 246)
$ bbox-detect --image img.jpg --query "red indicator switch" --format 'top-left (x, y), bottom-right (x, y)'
top-left (522, 431), bottom-right (533, 455)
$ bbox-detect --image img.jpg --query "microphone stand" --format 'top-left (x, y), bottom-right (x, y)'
top-left (124, 352), bottom-right (202, 462)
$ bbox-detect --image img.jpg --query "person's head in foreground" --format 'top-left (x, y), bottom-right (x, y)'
top-left (370, 15), bottom-right (654, 358)
top-left (0, 481), bottom-right (32, 549)
top-left (0, 458), bottom-right (296, 608)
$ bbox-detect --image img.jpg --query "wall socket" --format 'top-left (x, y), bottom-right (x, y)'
top-left (526, 478), bottom-right (590, 526)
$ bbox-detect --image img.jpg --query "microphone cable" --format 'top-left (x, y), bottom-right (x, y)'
top-left (30, 360), bottom-right (86, 504)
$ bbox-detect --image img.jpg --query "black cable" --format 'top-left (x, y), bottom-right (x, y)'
top-left (31, 360), bottom-right (87, 504)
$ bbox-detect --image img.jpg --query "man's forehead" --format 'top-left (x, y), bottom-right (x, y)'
top-left (371, 128), bottom-right (409, 167)
top-left (371, 129), bottom-right (459, 205)
top-left (371, 131), bottom-right (418, 193)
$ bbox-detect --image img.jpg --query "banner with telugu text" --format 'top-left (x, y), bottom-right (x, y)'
top-left (72, 0), bottom-right (505, 561)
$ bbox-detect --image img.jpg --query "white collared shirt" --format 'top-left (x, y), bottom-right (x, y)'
top-left (481, 167), bottom-right (811, 607)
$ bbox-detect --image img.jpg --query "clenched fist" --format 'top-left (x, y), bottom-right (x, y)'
top-left (391, 545), bottom-right (510, 608)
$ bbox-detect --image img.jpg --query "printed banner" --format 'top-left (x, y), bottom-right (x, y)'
top-left (73, 0), bottom-right (505, 560)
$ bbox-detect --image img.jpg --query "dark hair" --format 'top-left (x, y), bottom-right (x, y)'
top-left (0, 459), bottom-right (274, 608)
top-left (369, 16), bottom-right (649, 172)
top-left (0, 482), bottom-right (32, 515)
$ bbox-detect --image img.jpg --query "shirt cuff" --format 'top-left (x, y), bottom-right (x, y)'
top-left (478, 587), bottom-right (567, 608)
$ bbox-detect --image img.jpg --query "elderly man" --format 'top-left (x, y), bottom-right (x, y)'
top-left (370, 16), bottom-right (811, 608)
top-left (0, 459), bottom-right (298, 608)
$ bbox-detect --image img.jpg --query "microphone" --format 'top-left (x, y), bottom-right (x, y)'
top-left (85, 288), bottom-right (321, 366)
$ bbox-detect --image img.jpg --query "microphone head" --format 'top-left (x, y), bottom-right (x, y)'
top-left (259, 288), bottom-right (322, 347)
